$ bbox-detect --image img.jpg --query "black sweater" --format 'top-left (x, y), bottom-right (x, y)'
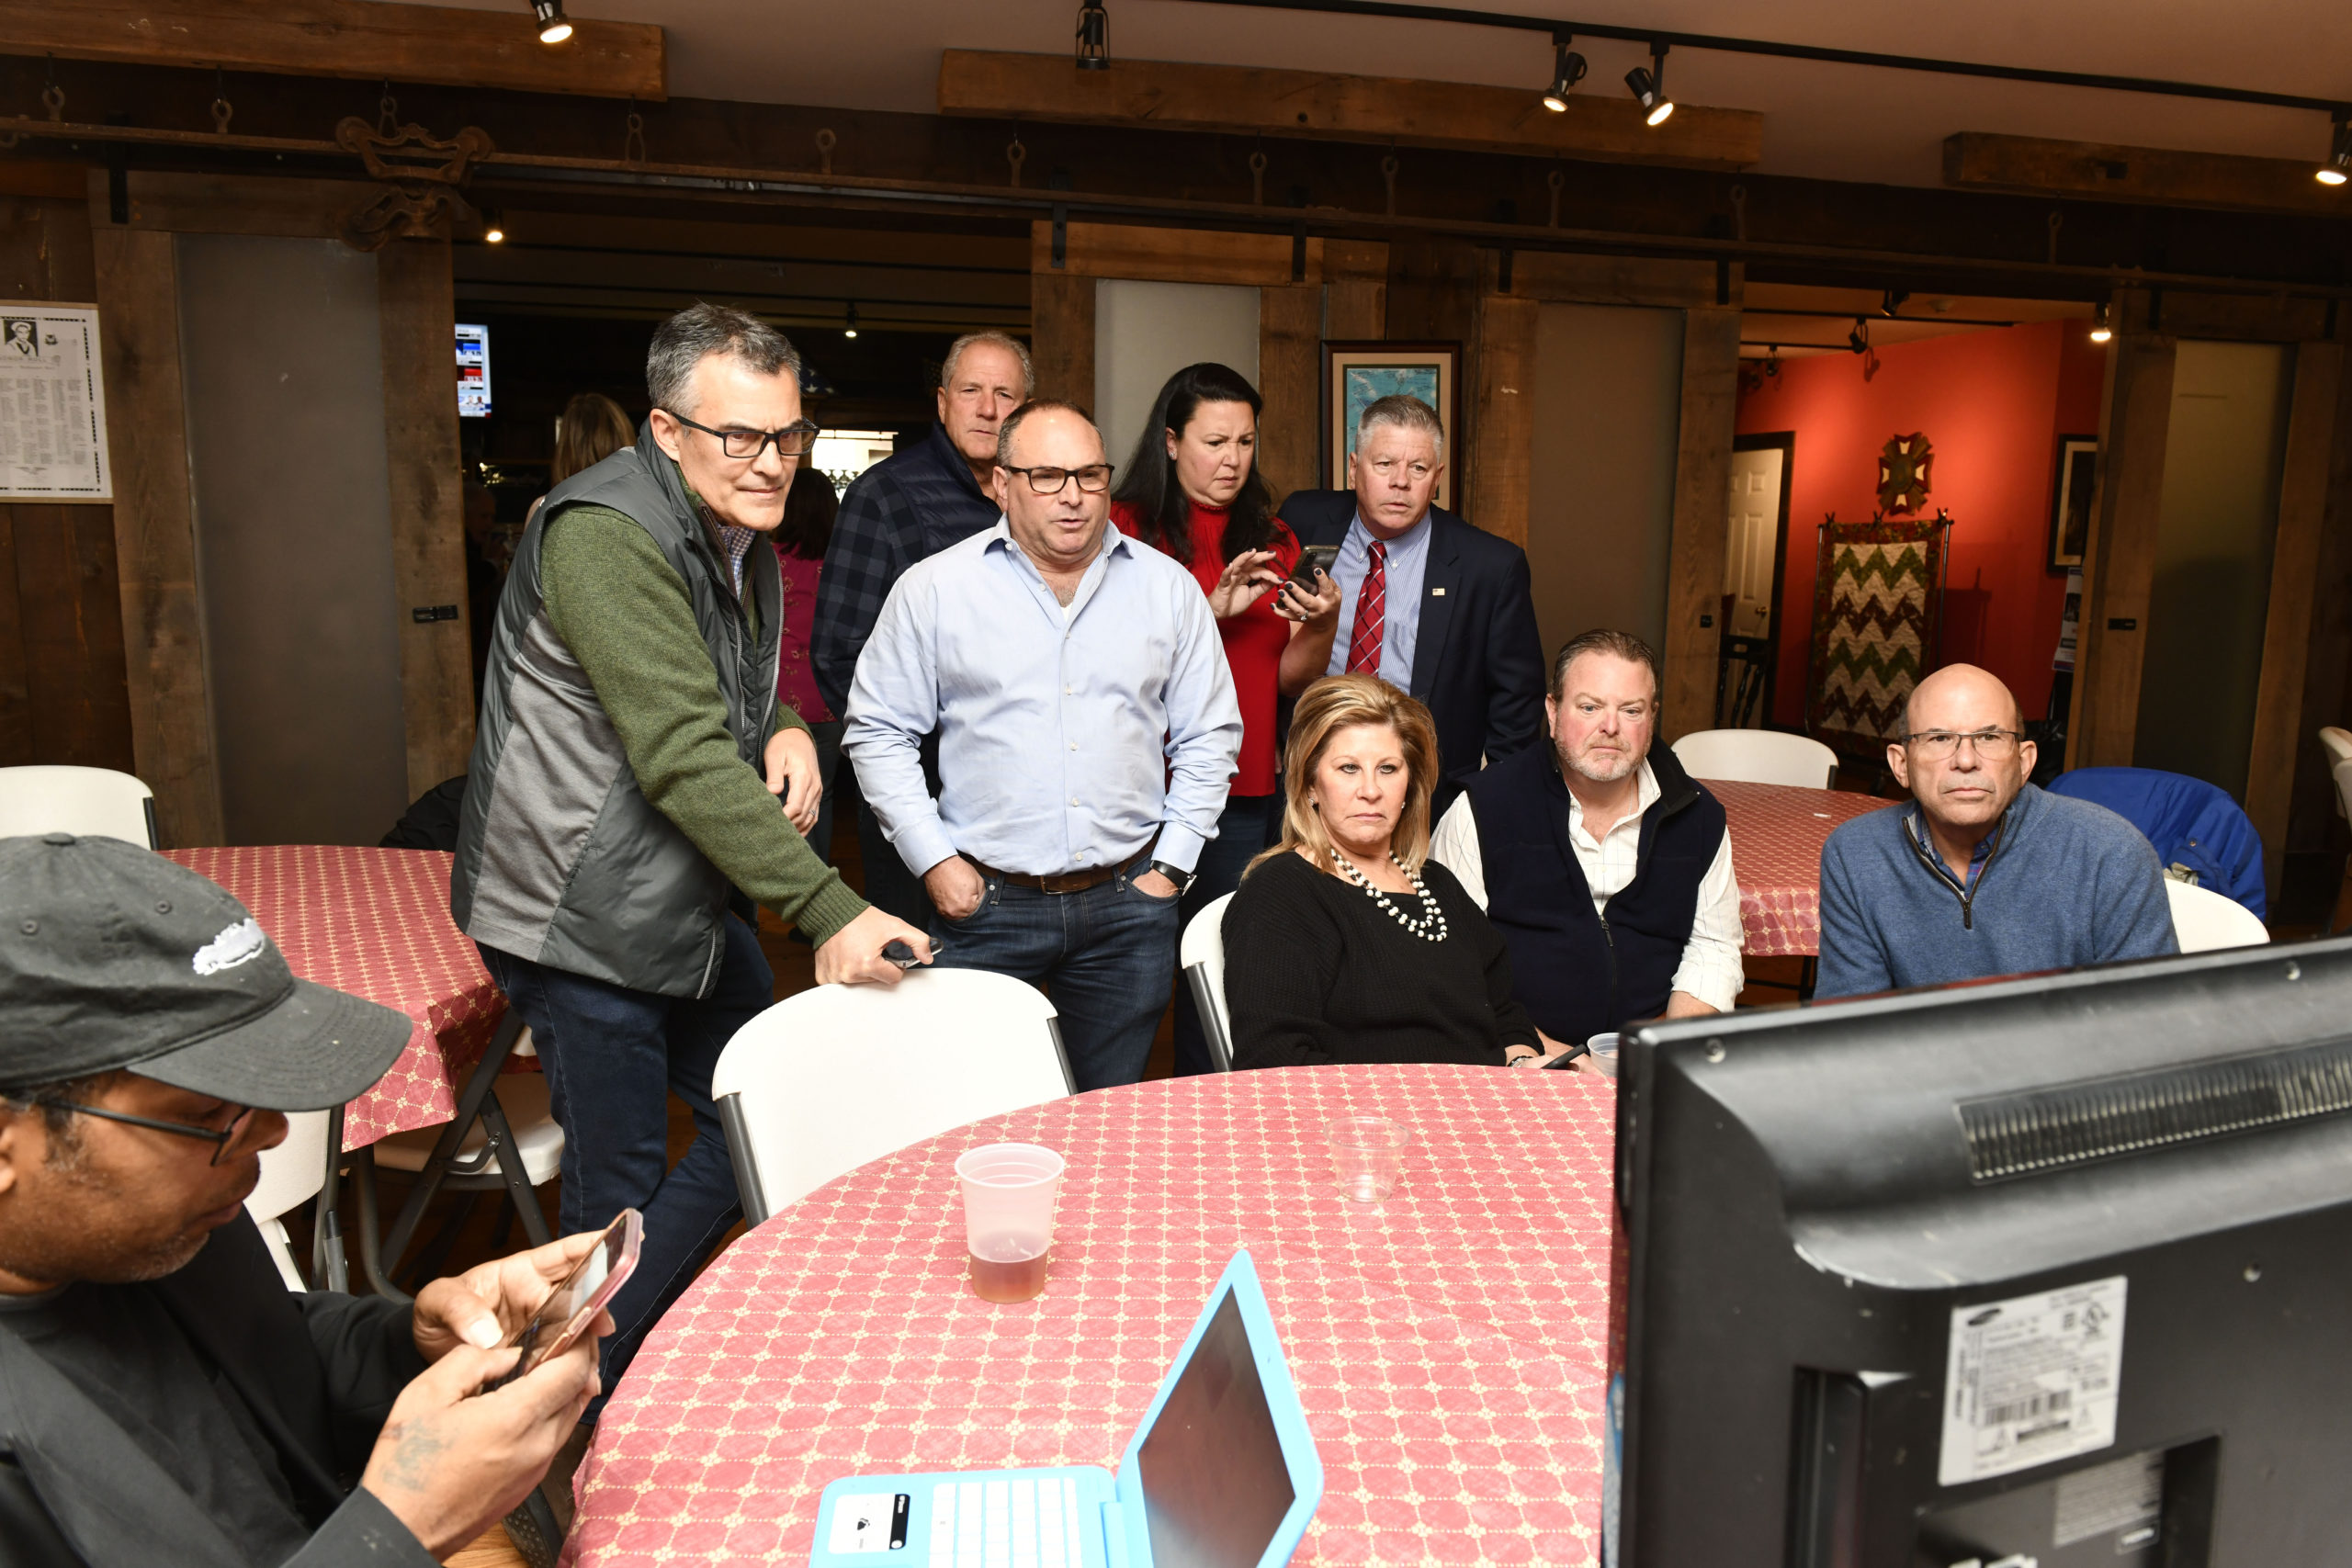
top-left (1222, 850), bottom-right (1542, 1069)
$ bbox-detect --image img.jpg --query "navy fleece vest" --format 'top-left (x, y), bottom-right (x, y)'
top-left (1464, 742), bottom-right (1724, 1041)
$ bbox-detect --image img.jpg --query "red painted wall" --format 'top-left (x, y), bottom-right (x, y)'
top-left (1736, 319), bottom-right (2107, 728)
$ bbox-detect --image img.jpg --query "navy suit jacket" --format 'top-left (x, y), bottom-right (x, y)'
top-left (1276, 490), bottom-right (1546, 813)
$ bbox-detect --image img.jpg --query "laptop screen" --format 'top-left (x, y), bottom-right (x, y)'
top-left (1135, 1287), bottom-right (1298, 1568)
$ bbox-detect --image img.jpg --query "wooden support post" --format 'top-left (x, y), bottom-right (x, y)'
top-left (377, 237), bottom-right (474, 796)
top-left (1660, 307), bottom-right (1741, 741)
top-left (1030, 269), bottom-right (1095, 410)
top-left (1257, 284), bottom-right (1321, 508)
top-left (2068, 309), bottom-right (2177, 770)
top-left (90, 223), bottom-right (223, 847)
top-left (1466, 291), bottom-right (1537, 547)
top-left (2245, 342), bottom-right (2344, 893)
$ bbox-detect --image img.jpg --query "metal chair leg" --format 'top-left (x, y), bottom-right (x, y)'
top-left (312, 1104), bottom-right (347, 1292)
top-left (351, 1009), bottom-right (526, 1298)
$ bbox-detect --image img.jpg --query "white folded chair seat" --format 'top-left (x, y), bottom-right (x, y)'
top-left (372, 1070), bottom-right (564, 1185)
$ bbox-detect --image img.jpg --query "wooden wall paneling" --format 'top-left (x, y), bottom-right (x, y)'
top-left (1660, 307), bottom-right (1742, 741)
top-left (1257, 284), bottom-right (1321, 507)
top-left (0, 0), bottom-right (666, 100)
top-left (1945, 132), bottom-right (2352, 218)
top-left (2067, 312), bottom-right (2177, 771)
top-left (1030, 265), bottom-right (1096, 411)
top-left (2288, 344), bottom-right (2352, 860)
top-left (2244, 341), bottom-right (2343, 888)
top-left (1038, 222), bottom-right (1324, 288)
top-left (1466, 290), bottom-right (1537, 547)
top-left (89, 221), bottom-right (222, 846)
top-left (111, 172), bottom-right (366, 240)
top-left (0, 503), bottom-right (24, 759)
top-left (1506, 251), bottom-right (1724, 309)
top-left (1324, 238), bottom-right (1388, 343)
top-left (940, 51), bottom-right (1763, 171)
top-left (377, 237), bottom-right (474, 796)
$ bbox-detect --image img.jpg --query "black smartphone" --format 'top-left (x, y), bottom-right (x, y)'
top-left (1542, 1044), bottom-right (1592, 1069)
top-left (1286, 544), bottom-right (1340, 590)
top-left (882, 939), bottom-right (938, 969)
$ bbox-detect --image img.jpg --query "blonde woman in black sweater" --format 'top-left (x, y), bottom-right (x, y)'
top-left (1222, 674), bottom-right (1552, 1069)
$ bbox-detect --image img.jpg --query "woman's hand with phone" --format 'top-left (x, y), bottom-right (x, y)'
top-left (412, 1228), bottom-right (612, 1364)
top-left (1274, 568), bottom-right (1341, 626)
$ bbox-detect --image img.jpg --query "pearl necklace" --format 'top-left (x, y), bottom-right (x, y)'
top-left (1329, 849), bottom-right (1450, 943)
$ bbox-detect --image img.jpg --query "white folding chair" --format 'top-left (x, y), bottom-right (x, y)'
top-left (1181, 893), bottom-right (1238, 1073)
top-left (2322, 728), bottom-right (2352, 934)
top-left (713, 968), bottom-right (1075, 1225)
top-left (2165, 879), bottom-right (2271, 953)
top-left (245, 1110), bottom-right (331, 1291)
top-left (0, 765), bottom-right (157, 847)
top-left (1670, 729), bottom-right (1839, 789)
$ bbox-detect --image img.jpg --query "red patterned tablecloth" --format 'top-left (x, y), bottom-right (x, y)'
top-left (162, 846), bottom-right (505, 1150)
top-left (570, 1062), bottom-right (1617, 1567)
top-left (1714, 780), bottom-right (1887, 958)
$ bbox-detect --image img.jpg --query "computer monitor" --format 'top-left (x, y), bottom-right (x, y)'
top-left (1608, 935), bottom-right (2352, 1567)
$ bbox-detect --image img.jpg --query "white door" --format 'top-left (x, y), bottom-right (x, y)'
top-left (1724, 446), bottom-right (1784, 639)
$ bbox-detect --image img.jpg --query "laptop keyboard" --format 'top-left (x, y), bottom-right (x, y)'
top-left (928, 1477), bottom-right (1084, 1568)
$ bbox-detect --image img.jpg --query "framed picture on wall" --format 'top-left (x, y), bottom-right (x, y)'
top-left (1320, 341), bottom-right (1460, 510)
top-left (2048, 434), bottom-right (2098, 570)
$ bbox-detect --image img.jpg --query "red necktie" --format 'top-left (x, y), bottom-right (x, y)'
top-left (1343, 541), bottom-right (1387, 676)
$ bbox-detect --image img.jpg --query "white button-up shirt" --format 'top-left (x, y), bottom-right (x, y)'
top-left (1429, 758), bottom-right (1747, 1011)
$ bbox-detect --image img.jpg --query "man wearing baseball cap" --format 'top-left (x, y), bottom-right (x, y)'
top-left (0, 835), bottom-right (610, 1567)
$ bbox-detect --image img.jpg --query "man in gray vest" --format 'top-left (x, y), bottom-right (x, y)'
top-left (454, 305), bottom-right (928, 1404)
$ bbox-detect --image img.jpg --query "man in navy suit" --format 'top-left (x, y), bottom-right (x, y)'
top-left (1277, 393), bottom-right (1544, 813)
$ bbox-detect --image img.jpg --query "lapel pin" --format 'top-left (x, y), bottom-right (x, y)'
top-left (1431, 587), bottom-right (1446, 596)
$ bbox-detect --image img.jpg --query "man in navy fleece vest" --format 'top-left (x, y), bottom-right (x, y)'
top-left (1815, 663), bottom-right (2176, 998)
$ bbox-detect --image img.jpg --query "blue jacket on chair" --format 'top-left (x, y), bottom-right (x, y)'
top-left (2044, 766), bottom-right (2267, 919)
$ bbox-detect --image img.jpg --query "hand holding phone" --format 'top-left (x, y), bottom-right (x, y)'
top-left (1277, 545), bottom-right (1340, 621)
top-left (487, 1209), bottom-right (640, 1391)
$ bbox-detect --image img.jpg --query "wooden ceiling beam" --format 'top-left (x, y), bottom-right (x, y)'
top-left (0, 0), bottom-right (664, 102)
top-left (939, 49), bottom-right (1761, 172)
top-left (1945, 132), bottom-right (2350, 218)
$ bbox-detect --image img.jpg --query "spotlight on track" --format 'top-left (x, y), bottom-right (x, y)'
top-left (531, 0), bottom-right (572, 44)
top-left (482, 210), bottom-right (505, 244)
top-left (1881, 288), bottom-right (1909, 318)
top-left (2320, 118), bottom-right (2350, 186)
top-left (1848, 317), bottom-right (1871, 355)
top-left (1626, 44), bottom-right (1674, 127)
top-left (1542, 37), bottom-right (1589, 113)
top-left (2089, 300), bottom-right (2113, 343)
top-left (843, 302), bottom-right (860, 340)
top-left (1076, 1), bottom-right (1109, 70)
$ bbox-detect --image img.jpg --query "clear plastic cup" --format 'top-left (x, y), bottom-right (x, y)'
top-left (1586, 1032), bottom-right (1623, 1079)
top-left (955, 1142), bottom-right (1064, 1303)
top-left (1326, 1114), bottom-right (1410, 1203)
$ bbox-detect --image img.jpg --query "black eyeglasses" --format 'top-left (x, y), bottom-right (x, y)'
top-left (31, 1099), bottom-right (260, 1166)
top-left (1002, 463), bottom-right (1114, 495)
top-left (663, 410), bottom-right (821, 461)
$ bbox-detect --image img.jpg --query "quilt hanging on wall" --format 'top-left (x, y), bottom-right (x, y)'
top-left (1805, 515), bottom-right (1948, 757)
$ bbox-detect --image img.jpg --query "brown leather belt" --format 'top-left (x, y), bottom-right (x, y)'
top-left (964, 854), bottom-right (1123, 895)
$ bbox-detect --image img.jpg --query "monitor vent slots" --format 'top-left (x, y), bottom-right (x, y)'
top-left (1957, 1038), bottom-right (2352, 1181)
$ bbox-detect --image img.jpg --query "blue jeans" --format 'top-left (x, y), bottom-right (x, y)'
top-left (931, 852), bottom-right (1183, 1091)
top-left (478, 914), bottom-right (771, 1407)
top-left (1172, 794), bottom-right (1280, 1076)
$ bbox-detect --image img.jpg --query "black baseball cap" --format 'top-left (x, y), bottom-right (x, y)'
top-left (0, 834), bottom-right (412, 1110)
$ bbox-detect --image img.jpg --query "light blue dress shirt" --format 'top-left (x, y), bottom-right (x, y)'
top-left (842, 519), bottom-right (1243, 879)
top-left (1321, 511), bottom-right (1433, 685)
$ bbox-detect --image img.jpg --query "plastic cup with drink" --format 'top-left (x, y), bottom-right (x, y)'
top-left (955, 1142), bottom-right (1065, 1303)
top-left (1325, 1114), bottom-right (1410, 1204)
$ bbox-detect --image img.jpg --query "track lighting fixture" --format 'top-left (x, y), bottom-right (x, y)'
top-left (1076, 2), bottom-right (1109, 70)
top-left (1848, 317), bottom-right (1871, 355)
top-left (482, 210), bottom-right (505, 244)
top-left (1625, 44), bottom-right (1674, 127)
top-left (1880, 288), bottom-right (1909, 318)
top-left (1764, 344), bottom-right (1781, 378)
top-left (843, 302), bottom-right (860, 340)
top-left (530, 0), bottom-right (572, 44)
top-left (1542, 37), bottom-right (1588, 113)
top-left (2088, 300), bottom-right (2113, 343)
top-left (2320, 118), bottom-right (2350, 186)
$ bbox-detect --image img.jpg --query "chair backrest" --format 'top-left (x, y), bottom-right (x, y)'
top-left (245, 1109), bottom-right (331, 1226)
top-left (0, 766), bottom-right (156, 848)
top-left (1180, 892), bottom-right (1237, 1073)
top-left (1669, 729), bottom-right (1838, 789)
top-left (2165, 878), bottom-right (2270, 953)
top-left (711, 967), bottom-right (1074, 1224)
top-left (2321, 727), bottom-right (2352, 820)
top-left (2049, 766), bottom-right (2267, 919)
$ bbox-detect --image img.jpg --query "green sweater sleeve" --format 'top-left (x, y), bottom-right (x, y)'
top-left (539, 505), bottom-right (867, 945)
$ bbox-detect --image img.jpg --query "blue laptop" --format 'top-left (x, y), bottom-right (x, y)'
top-left (808, 1250), bottom-right (1323, 1568)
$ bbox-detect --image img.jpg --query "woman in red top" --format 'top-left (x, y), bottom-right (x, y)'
top-left (1111, 362), bottom-right (1341, 1075)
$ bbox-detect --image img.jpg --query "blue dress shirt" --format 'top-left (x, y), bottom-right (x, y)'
top-left (842, 519), bottom-right (1243, 879)
top-left (1322, 511), bottom-right (1434, 683)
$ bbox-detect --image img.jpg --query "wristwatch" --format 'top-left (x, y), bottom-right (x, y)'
top-left (1148, 860), bottom-right (1197, 896)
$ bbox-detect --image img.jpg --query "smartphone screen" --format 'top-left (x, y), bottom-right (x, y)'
top-left (492, 1209), bottom-right (640, 1389)
top-left (1287, 544), bottom-right (1339, 588)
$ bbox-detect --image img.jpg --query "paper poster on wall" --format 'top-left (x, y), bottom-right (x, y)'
top-left (0, 304), bottom-right (111, 502)
top-left (456, 322), bottom-right (492, 418)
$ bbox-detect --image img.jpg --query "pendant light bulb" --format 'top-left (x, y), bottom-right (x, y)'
top-left (843, 302), bottom-right (860, 340)
top-left (482, 209), bottom-right (505, 244)
top-left (1076, 2), bottom-right (1109, 70)
top-left (531, 0), bottom-right (572, 44)
top-left (2319, 118), bottom-right (2350, 185)
top-left (1542, 39), bottom-right (1588, 113)
top-left (2088, 300), bottom-right (2113, 344)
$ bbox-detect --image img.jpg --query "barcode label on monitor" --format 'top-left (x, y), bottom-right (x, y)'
top-left (1937, 1275), bottom-right (2126, 1485)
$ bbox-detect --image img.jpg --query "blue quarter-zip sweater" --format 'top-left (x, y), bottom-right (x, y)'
top-left (1815, 783), bottom-right (2177, 999)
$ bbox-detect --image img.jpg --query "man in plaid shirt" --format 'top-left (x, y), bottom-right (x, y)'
top-left (812, 332), bottom-right (1031, 923)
